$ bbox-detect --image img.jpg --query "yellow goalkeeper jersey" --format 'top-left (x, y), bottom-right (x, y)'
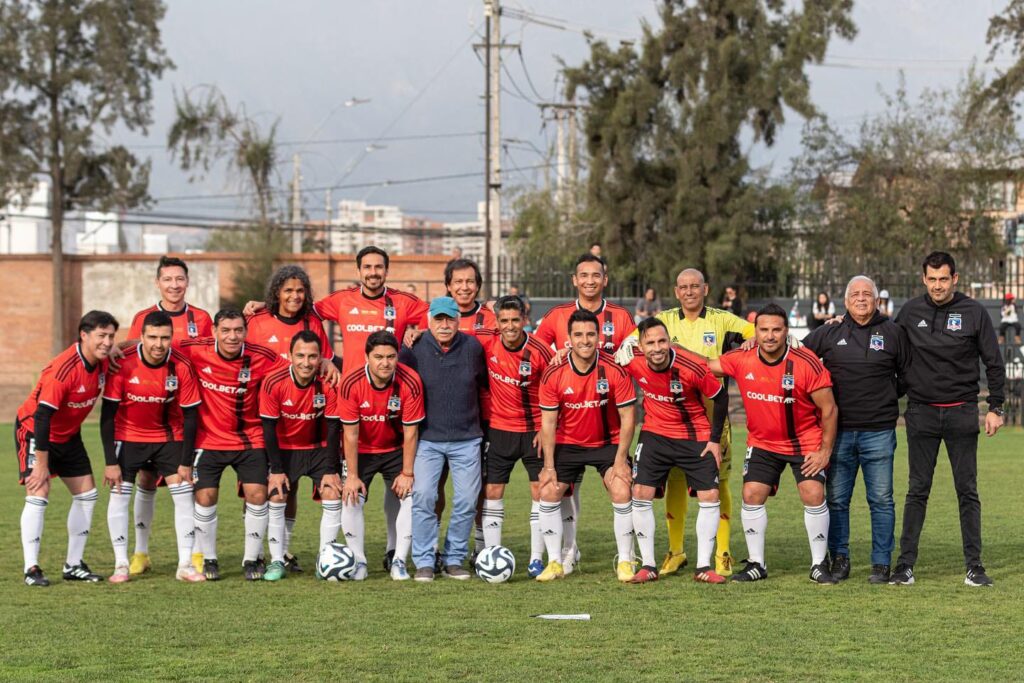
top-left (631, 305), bottom-right (754, 361)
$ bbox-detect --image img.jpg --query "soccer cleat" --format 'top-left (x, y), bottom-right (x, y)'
top-left (283, 552), bottom-right (303, 574)
top-left (390, 559), bottom-right (410, 581)
top-left (526, 559), bottom-right (545, 578)
top-left (809, 562), bottom-right (838, 584)
top-left (694, 567), bottom-right (727, 584)
top-left (443, 565), bottom-right (471, 580)
top-left (414, 567), bottom-right (434, 582)
top-left (616, 560), bottom-right (636, 583)
top-left (660, 551), bottom-right (688, 576)
top-left (630, 566), bottom-right (659, 584)
top-left (109, 564), bottom-right (131, 584)
top-left (24, 565), bottom-right (50, 587)
top-left (964, 566), bottom-right (993, 587)
top-left (191, 552), bottom-right (204, 574)
top-left (561, 546), bottom-right (581, 576)
top-left (203, 559), bottom-right (221, 581)
top-left (382, 548), bottom-right (396, 572)
top-left (128, 552), bottom-right (151, 576)
top-left (830, 554), bottom-right (851, 581)
top-left (868, 564), bottom-right (891, 584)
top-left (263, 560), bottom-right (287, 582)
top-left (63, 562), bottom-right (102, 582)
top-left (536, 560), bottom-right (564, 583)
top-left (243, 560), bottom-right (264, 581)
top-left (255, 556), bottom-right (266, 576)
top-left (353, 562), bottom-right (369, 581)
top-left (715, 551), bottom-right (733, 577)
top-left (175, 565), bottom-right (207, 583)
top-left (889, 564), bottom-right (914, 585)
top-left (732, 560), bottom-right (768, 582)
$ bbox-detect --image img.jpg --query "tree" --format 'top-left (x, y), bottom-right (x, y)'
top-left (977, 0), bottom-right (1024, 118)
top-left (562, 0), bottom-right (855, 289)
top-left (0, 0), bottom-right (173, 353)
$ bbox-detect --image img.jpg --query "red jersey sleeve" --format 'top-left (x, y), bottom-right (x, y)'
top-left (399, 368), bottom-right (426, 425)
top-left (128, 312), bottom-right (145, 340)
top-left (311, 316), bottom-right (335, 361)
top-left (105, 368), bottom-right (124, 402)
top-left (337, 382), bottom-right (360, 424)
top-left (177, 360), bottom-right (202, 408)
top-left (800, 355), bottom-right (833, 394)
top-left (324, 382), bottom-right (340, 420)
top-left (259, 380), bottom-right (281, 419)
top-left (718, 350), bottom-right (741, 378)
top-left (538, 368), bottom-right (561, 410)
top-left (313, 292), bottom-right (341, 323)
top-left (193, 309), bottom-right (214, 337)
top-left (695, 361), bottom-right (723, 399)
top-left (36, 373), bottom-right (69, 410)
top-left (606, 360), bottom-right (637, 407)
top-left (534, 317), bottom-right (556, 347)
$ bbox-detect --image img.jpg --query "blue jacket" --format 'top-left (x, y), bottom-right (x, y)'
top-left (399, 330), bottom-right (487, 442)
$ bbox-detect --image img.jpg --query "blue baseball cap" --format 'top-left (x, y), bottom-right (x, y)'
top-left (429, 296), bottom-right (459, 319)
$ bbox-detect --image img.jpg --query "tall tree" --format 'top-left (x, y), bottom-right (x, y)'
top-left (562, 0), bottom-right (855, 289)
top-left (977, 0), bottom-right (1024, 117)
top-left (0, 0), bottom-right (173, 353)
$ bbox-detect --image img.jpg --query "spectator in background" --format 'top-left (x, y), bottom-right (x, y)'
top-left (1000, 293), bottom-right (1020, 346)
top-left (809, 291), bottom-right (836, 330)
top-left (589, 242), bottom-right (602, 258)
top-left (721, 286), bottom-right (743, 316)
top-left (406, 283), bottom-right (418, 295)
top-left (451, 247), bottom-right (463, 260)
top-left (634, 287), bottom-right (662, 323)
top-left (508, 285), bottom-right (532, 327)
top-left (878, 289), bottom-right (895, 317)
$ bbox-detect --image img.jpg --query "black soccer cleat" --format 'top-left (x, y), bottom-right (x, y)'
top-left (731, 560), bottom-right (768, 582)
top-left (382, 548), bottom-right (396, 573)
top-left (203, 559), bottom-right (221, 581)
top-left (62, 562), bottom-right (102, 582)
top-left (964, 565), bottom-right (993, 587)
top-left (809, 561), bottom-right (838, 584)
top-left (243, 560), bottom-right (264, 581)
top-left (829, 554), bottom-right (850, 581)
top-left (284, 552), bottom-right (303, 574)
top-left (24, 565), bottom-right (50, 587)
top-left (255, 557), bottom-right (266, 575)
top-left (889, 563), bottom-right (914, 585)
top-left (868, 564), bottom-right (890, 584)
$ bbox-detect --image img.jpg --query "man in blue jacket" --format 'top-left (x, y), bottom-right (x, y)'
top-left (401, 297), bottom-right (488, 582)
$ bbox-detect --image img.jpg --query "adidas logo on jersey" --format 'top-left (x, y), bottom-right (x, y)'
top-left (360, 401), bottom-right (371, 408)
top-left (837, 339), bottom-right (848, 346)
top-left (283, 399), bottom-right (294, 407)
top-left (349, 307), bottom-right (360, 315)
top-left (918, 320), bottom-right (928, 328)
top-left (490, 356), bottom-right (498, 363)
top-left (563, 387), bottom-right (574, 395)
top-left (129, 376), bottom-right (141, 384)
top-left (76, 384), bottom-right (87, 393)
top-left (268, 335), bottom-right (279, 343)
top-left (638, 377), bottom-right (648, 384)
top-left (202, 366), bottom-right (213, 375)
top-left (745, 372), bottom-right (755, 380)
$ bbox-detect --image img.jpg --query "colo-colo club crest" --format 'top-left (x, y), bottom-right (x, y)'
top-left (869, 334), bottom-right (885, 352)
top-left (165, 375), bottom-right (178, 391)
top-left (596, 378), bottom-right (609, 394)
top-left (387, 395), bottom-right (402, 412)
top-left (946, 313), bottom-right (962, 332)
top-left (518, 360), bottom-right (532, 377)
top-left (781, 373), bottom-right (795, 390)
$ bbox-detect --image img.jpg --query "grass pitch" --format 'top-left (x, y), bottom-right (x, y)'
top-left (0, 424), bottom-right (1021, 681)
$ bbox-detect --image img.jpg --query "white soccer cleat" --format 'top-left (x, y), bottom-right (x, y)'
top-left (352, 562), bottom-right (368, 581)
top-left (390, 559), bottom-right (410, 581)
top-left (561, 546), bottom-right (581, 576)
top-left (175, 565), bottom-right (207, 583)
top-left (108, 564), bottom-right (130, 584)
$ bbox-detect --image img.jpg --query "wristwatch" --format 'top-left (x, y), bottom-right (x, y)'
top-left (990, 407), bottom-right (1004, 418)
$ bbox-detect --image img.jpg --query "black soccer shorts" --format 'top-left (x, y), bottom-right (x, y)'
top-left (279, 447), bottom-right (338, 500)
top-left (742, 446), bottom-right (827, 495)
top-left (118, 441), bottom-right (184, 482)
top-left (632, 431), bottom-right (718, 494)
top-left (356, 448), bottom-right (404, 495)
top-left (484, 427), bottom-right (541, 484)
top-left (554, 444), bottom-right (625, 486)
top-left (193, 448), bottom-right (268, 490)
top-left (15, 420), bottom-right (92, 484)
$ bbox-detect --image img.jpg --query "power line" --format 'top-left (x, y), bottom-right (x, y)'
top-left (111, 131), bottom-right (484, 152)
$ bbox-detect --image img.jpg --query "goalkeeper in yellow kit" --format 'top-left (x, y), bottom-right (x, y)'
top-left (618, 268), bottom-right (753, 576)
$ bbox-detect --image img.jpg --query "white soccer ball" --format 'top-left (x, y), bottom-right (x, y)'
top-left (316, 543), bottom-right (357, 581)
top-left (474, 545), bottom-right (516, 583)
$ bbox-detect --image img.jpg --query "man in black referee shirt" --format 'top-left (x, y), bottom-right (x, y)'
top-left (890, 251), bottom-right (1004, 587)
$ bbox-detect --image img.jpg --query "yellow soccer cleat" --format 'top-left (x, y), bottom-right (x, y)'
top-left (716, 551), bottom-right (734, 577)
top-left (536, 561), bottom-right (565, 583)
top-left (128, 552), bottom-right (151, 576)
top-left (616, 560), bottom-right (637, 583)
top-left (660, 552), bottom-right (688, 576)
top-left (191, 552), bottom-right (204, 574)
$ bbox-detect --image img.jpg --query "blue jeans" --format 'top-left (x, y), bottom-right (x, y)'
top-left (826, 429), bottom-right (896, 566)
top-left (411, 438), bottom-right (482, 569)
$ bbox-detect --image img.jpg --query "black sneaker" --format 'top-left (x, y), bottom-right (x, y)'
top-left (203, 558), bottom-right (221, 581)
top-left (731, 560), bottom-right (768, 582)
top-left (829, 554), bottom-right (850, 581)
top-left (62, 562), bottom-right (102, 582)
top-left (810, 562), bottom-right (838, 584)
top-left (24, 565), bottom-right (50, 587)
top-left (889, 563), bottom-right (914, 585)
top-left (243, 560), bottom-right (264, 581)
top-left (255, 556), bottom-right (266, 576)
top-left (382, 548), bottom-right (395, 573)
top-left (868, 564), bottom-right (891, 584)
top-left (964, 565), bottom-right (993, 587)
top-left (284, 552), bottom-right (303, 574)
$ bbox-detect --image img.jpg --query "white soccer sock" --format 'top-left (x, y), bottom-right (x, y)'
top-left (395, 496), bottom-right (413, 563)
top-left (243, 502), bottom-right (269, 563)
top-left (696, 502), bottom-right (721, 570)
top-left (341, 495), bottom-right (366, 563)
top-left (474, 520), bottom-right (486, 552)
top-left (741, 503), bottom-right (768, 567)
top-left (193, 503), bottom-right (218, 560)
top-left (268, 502), bottom-right (287, 563)
top-left (133, 487), bottom-right (156, 555)
top-left (66, 488), bottom-right (98, 567)
top-left (804, 503), bottom-right (830, 566)
top-left (538, 501), bottom-right (563, 563)
top-left (167, 481), bottom-right (196, 567)
top-left (383, 488), bottom-right (400, 553)
top-left (560, 496), bottom-right (578, 555)
top-left (612, 502), bottom-right (634, 563)
top-left (107, 482), bottom-right (134, 567)
top-left (529, 500), bottom-right (544, 563)
top-left (283, 516), bottom-right (296, 557)
top-left (631, 499), bottom-right (656, 568)
top-left (481, 499), bottom-right (505, 548)
top-left (21, 496), bottom-right (47, 572)
top-left (319, 500), bottom-right (342, 550)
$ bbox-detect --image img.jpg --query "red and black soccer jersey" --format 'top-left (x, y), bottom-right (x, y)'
top-left (534, 299), bottom-right (636, 353)
top-left (178, 339), bottom-right (286, 450)
top-left (16, 344), bottom-right (109, 444)
top-left (418, 301), bottom-right (497, 337)
top-left (337, 363), bottom-right (425, 454)
top-left (259, 366), bottom-right (339, 449)
top-left (128, 302), bottom-right (213, 342)
top-left (105, 344), bottom-right (201, 443)
top-left (477, 330), bottom-right (554, 433)
top-left (626, 348), bottom-right (722, 441)
top-left (538, 353), bottom-right (636, 447)
top-left (246, 309), bottom-right (334, 362)
top-left (718, 346), bottom-right (833, 456)
top-left (314, 285), bottom-right (428, 372)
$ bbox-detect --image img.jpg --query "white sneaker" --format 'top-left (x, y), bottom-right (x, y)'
top-left (390, 559), bottom-right (410, 581)
top-left (108, 564), bottom-right (130, 584)
top-left (175, 565), bottom-right (207, 583)
top-left (561, 546), bottom-right (581, 576)
top-left (352, 562), bottom-right (368, 581)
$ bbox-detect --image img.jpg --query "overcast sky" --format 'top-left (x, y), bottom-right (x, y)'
top-left (128, 0), bottom-right (1012, 225)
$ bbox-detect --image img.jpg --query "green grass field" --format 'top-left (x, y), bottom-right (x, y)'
top-left (1, 424), bottom-right (1021, 681)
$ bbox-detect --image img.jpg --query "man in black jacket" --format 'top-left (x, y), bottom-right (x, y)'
top-left (890, 251), bottom-right (1004, 587)
top-left (803, 276), bottom-right (910, 585)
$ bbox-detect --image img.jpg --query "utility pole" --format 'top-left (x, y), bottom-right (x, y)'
top-left (324, 188), bottom-right (333, 254)
top-left (540, 102), bottom-right (583, 226)
top-left (291, 153), bottom-right (302, 253)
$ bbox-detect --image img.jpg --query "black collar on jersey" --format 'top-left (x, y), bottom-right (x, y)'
top-left (289, 365), bottom-right (317, 389)
top-left (757, 345), bottom-right (789, 367)
top-left (501, 332), bottom-right (529, 353)
top-left (364, 364), bottom-right (396, 392)
top-left (460, 302), bottom-right (483, 318)
top-left (646, 348), bottom-right (675, 374)
top-left (75, 343), bottom-right (98, 373)
top-left (677, 306), bottom-right (707, 320)
top-left (576, 298), bottom-right (607, 314)
top-left (360, 285), bottom-right (389, 300)
top-left (568, 353), bottom-right (598, 376)
top-left (157, 301), bottom-right (189, 318)
top-left (272, 310), bottom-right (305, 326)
top-left (215, 340), bottom-right (245, 362)
top-left (137, 343), bottom-right (170, 370)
